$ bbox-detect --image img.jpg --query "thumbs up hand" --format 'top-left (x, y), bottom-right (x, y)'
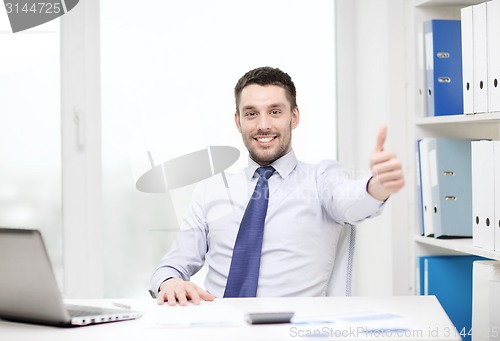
top-left (367, 126), bottom-right (405, 201)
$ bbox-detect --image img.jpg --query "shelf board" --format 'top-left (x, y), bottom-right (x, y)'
top-left (414, 235), bottom-right (500, 260)
top-left (415, 112), bottom-right (500, 125)
top-left (415, 0), bottom-right (485, 7)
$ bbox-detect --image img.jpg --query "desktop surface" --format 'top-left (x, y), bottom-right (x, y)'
top-left (0, 296), bottom-right (461, 341)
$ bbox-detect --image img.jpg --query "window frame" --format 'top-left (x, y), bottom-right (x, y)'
top-left (61, 0), bottom-right (103, 298)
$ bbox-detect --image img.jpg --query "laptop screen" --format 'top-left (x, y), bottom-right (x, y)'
top-left (0, 228), bottom-right (142, 326)
top-left (0, 228), bottom-right (71, 324)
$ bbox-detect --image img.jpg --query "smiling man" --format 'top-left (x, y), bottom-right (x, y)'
top-left (149, 67), bottom-right (404, 305)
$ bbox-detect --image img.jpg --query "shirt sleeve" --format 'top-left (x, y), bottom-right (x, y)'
top-left (149, 183), bottom-right (209, 296)
top-left (316, 160), bottom-right (386, 224)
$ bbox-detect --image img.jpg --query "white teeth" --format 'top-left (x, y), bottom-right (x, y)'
top-left (257, 137), bottom-right (274, 143)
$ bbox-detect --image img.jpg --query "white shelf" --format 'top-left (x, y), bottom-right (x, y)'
top-left (415, 0), bottom-right (485, 7)
top-left (415, 112), bottom-right (500, 125)
top-left (414, 235), bottom-right (500, 261)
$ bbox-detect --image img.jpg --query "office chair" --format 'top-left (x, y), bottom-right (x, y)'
top-left (326, 222), bottom-right (357, 296)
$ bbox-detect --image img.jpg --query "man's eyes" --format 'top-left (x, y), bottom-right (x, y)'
top-left (244, 110), bottom-right (281, 117)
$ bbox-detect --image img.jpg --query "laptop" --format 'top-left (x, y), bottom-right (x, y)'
top-left (0, 227), bottom-right (143, 327)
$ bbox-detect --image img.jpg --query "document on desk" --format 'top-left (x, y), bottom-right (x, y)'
top-left (148, 303), bottom-right (245, 328)
top-left (292, 310), bottom-right (416, 338)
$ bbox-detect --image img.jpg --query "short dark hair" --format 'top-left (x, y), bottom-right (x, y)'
top-left (234, 66), bottom-right (297, 113)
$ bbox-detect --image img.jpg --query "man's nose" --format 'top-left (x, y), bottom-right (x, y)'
top-left (256, 113), bottom-right (271, 131)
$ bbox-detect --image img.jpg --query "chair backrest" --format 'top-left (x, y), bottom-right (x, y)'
top-left (326, 223), bottom-right (357, 296)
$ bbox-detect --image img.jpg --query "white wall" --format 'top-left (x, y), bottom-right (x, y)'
top-left (336, 0), bottom-right (412, 296)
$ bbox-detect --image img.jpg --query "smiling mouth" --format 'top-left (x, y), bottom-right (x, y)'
top-left (255, 136), bottom-right (276, 143)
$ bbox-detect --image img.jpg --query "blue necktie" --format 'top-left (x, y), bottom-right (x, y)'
top-left (224, 166), bottom-right (275, 298)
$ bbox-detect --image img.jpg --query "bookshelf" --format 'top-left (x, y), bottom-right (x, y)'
top-left (410, 0), bottom-right (500, 282)
top-left (415, 235), bottom-right (500, 261)
top-left (415, 111), bottom-right (500, 125)
top-left (415, 0), bottom-right (484, 6)
top-left (409, 4), bottom-right (500, 337)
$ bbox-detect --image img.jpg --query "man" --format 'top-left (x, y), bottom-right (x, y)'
top-left (150, 67), bottom-right (404, 305)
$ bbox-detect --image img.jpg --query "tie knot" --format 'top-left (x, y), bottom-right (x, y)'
top-left (256, 166), bottom-right (275, 180)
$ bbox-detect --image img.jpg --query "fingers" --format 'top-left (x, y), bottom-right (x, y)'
top-left (183, 284), bottom-right (203, 305)
top-left (370, 150), bottom-right (395, 167)
top-left (375, 125), bottom-right (387, 152)
top-left (379, 176), bottom-right (405, 192)
top-left (373, 167), bottom-right (405, 189)
top-left (371, 150), bottom-right (399, 170)
top-left (198, 288), bottom-right (215, 302)
top-left (368, 126), bottom-right (404, 200)
top-left (368, 132), bottom-right (405, 200)
top-left (168, 285), bottom-right (187, 306)
top-left (156, 278), bottom-right (214, 306)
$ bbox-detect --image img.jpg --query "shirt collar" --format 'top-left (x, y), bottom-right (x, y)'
top-left (245, 149), bottom-right (298, 180)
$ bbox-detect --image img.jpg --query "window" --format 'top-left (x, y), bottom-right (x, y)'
top-left (0, 14), bottom-right (62, 285)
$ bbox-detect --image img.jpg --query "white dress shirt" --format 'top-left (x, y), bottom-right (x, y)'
top-left (150, 150), bottom-right (385, 298)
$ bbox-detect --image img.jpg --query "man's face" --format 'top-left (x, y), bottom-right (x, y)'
top-left (235, 84), bottom-right (300, 166)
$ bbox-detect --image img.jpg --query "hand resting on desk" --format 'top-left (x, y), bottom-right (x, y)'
top-left (157, 278), bottom-right (215, 306)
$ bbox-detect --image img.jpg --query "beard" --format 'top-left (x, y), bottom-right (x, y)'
top-left (244, 129), bottom-right (292, 166)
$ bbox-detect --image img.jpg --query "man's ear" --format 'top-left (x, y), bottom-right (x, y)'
top-left (234, 111), bottom-right (242, 133)
top-left (291, 106), bottom-right (300, 129)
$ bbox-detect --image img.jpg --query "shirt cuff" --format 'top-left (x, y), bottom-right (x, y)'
top-left (344, 176), bottom-right (386, 223)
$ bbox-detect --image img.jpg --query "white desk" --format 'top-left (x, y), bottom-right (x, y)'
top-left (1, 296), bottom-right (461, 341)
